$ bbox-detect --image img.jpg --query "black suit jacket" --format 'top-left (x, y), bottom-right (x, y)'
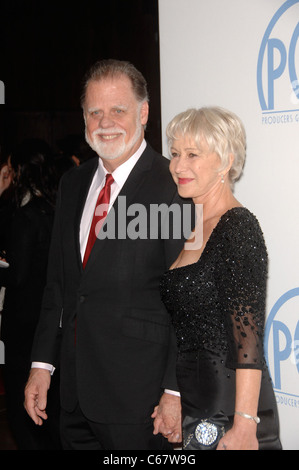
top-left (31, 143), bottom-right (194, 424)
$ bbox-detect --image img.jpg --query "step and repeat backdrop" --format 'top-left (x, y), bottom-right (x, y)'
top-left (159, 0), bottom-right (299, 450)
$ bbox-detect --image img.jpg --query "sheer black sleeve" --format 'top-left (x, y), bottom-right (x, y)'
top-left (218, 210), bottom-right (268, 370)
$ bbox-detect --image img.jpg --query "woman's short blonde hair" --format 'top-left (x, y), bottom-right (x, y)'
top-left (166, 106), bottom-right (246, 183)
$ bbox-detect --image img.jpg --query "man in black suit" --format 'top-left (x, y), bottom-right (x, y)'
top-left (24, 60), bottom-right (193, 450)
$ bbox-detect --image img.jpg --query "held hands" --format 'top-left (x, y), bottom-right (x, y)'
top-left (24, 368), bottom-right (51, 425)
top-left (151, 392), bottom-right (182, 443)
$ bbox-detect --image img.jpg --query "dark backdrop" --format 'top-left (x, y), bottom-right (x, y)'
top-left (0, 0), bottom-right (162, 156)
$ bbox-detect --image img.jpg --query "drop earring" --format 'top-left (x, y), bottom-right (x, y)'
top-left (221, 174), bottom-right (224, 184)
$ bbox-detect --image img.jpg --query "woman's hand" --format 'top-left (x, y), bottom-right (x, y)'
top-left (217, 417), bottom-right (258, 450)
top-left (218, 368), bottom-right (261, 449)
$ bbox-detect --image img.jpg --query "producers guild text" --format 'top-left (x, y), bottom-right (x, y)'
top-left (262, 111), bottom-right (299, 125)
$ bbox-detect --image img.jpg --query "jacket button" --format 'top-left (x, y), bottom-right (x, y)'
top-left (79, 295), bottom-right (85, 303)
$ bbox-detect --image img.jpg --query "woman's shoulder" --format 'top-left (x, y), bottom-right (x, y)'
top-left (219, 206), bottom-right (263, 232)
top-left (216, 207), bottom-right (267, 256)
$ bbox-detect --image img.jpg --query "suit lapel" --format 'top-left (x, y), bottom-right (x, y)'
top-left (117, 143), bottom-right (154, 204)
top-left (83, 144), bottom-right (155, 273)
top-left (74, 158), bottom-right (99, 272)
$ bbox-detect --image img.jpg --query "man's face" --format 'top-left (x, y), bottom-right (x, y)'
top-left (84, 75), bottom-right (149, 169)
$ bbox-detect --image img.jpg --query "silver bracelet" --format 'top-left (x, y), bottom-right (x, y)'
top-left (235, 411), bottom-right (260, 424)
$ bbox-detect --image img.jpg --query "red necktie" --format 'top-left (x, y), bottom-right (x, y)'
top-left (83, 173), bottom-right (114, 268)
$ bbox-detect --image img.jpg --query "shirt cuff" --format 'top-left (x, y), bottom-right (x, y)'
top-left (164, 389), bottom-right (181, 397)
top-left (31, 362), bottom-right (55, 376)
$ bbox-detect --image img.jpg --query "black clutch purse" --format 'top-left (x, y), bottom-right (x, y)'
top-left (182, 413), bottom-right (230, 450)
top-left (182, 410), bottom-right (282, 450)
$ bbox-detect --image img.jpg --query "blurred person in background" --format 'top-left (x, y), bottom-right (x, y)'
top-left (0, 151), bottom-right (14, 324)
top-left (0, 139), bottom-right (61, 449)
top-left (54, 134), bottom-right (96, 181)
top-left (0, 152), bottom-right (14, 256)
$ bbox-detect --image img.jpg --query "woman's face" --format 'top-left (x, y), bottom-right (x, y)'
top-left (0, 156), bottom-right (14, 192)
top-left (169, 133), bottom-right (223, 201)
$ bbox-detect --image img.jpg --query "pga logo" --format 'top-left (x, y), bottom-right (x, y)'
top-left (257, 0), bottom-right (299, 111)
top-left (264, 288), bottom-right (299, 392)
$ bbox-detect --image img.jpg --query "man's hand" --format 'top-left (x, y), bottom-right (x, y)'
top-left (151, 393), bottom-right (182, 443)
top-left (24, 368), bottom-right (51, 425)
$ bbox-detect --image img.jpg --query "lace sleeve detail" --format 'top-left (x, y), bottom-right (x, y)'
top-left (218, 210), bottom-right (268, 370)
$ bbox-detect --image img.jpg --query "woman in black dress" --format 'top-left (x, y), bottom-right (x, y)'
top-left (160, 107), bottom-right (281, 450)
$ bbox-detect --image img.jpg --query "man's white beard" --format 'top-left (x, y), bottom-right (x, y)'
top-left (85, 119), bottom-right (142, 161)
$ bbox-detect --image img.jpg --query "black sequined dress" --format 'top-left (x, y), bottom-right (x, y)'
top-left (160, 208), bottom-right (281, 449)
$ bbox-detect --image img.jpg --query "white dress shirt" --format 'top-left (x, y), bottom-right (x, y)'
top-left (79, 139), bottom-right (146, 259)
